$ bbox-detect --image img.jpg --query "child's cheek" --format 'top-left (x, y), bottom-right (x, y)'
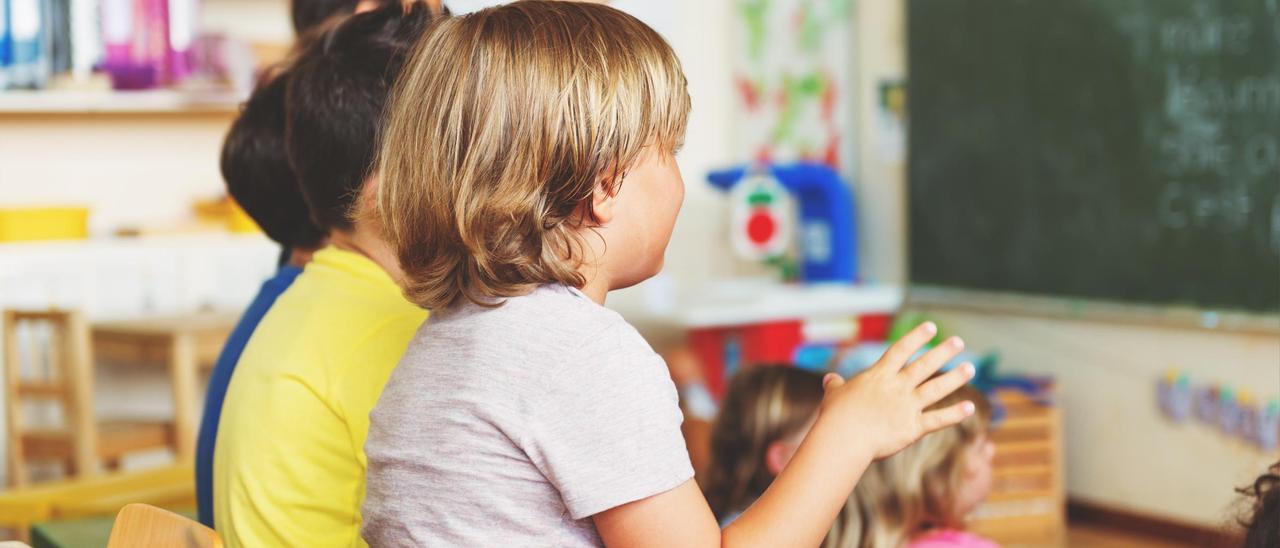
top-left (978, 441), bottom-right (996, 492)
top-left (968, 438), bottom-right (996, 486)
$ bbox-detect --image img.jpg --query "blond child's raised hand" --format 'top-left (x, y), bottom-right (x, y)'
top-left (819, 322), bottom-right (976, 460)
top-left (594, 321), bottom-right (980, 548)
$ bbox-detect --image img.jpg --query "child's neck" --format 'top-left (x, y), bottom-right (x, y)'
top-left (574, 251), bottom-right (612, 306)
top-left (329, 224), bottom-right (404, 283)
top-left (285, 246), bottom-right (319, 268)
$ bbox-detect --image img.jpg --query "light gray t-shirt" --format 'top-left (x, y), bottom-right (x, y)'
top-left (362, 284), bottom-right (693, 547)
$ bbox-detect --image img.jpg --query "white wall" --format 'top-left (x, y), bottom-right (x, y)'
top-left (200, 0), bottom-right (293, 44)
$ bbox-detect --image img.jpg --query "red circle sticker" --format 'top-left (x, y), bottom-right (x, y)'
top-left (746, 211), bottom-right (776, 245)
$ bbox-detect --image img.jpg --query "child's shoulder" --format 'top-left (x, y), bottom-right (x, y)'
top-left (414, 284), bottom-right (654, 372)
top-left (444, 284), bottom-right (644, 349)
top-left (387, 283), bottom-right (672, 419)
top-left (532, 285), bottom-right (654, 358)
top-left (515, 284), bottom-right (626, 323)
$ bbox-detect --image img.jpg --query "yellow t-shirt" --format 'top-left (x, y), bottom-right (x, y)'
top-left (213, 246), bottom-right (427, 547)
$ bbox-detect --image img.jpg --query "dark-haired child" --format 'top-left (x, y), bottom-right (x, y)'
top-left (194, 0), bottom-right (393, 528)
top-left (194, 68), bottom-right (326, 528)
top-left (1239, 461), bottom-right (1280, 548)
top-left (211, 4), bottom-right (439, 546)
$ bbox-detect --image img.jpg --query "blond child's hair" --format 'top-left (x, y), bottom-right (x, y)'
top-left (703, 366), bottom-right (826, 521)
top-left (376, 0), bottom-right (690, 309)
top-left (826, 384), bottom-right (993, 548)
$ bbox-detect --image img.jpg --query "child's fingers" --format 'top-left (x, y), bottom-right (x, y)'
top-left (875, 322), bottom-right (938, 371)
top-left (919, 401), bottom-right (977, 434)
top-left (915, 363), bottom-right (976, 406)
top-left (901, 336), bottom-right (964, 385)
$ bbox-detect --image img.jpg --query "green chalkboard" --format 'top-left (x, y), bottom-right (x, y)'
top-left (908, 0), bottom-right (1280, 314)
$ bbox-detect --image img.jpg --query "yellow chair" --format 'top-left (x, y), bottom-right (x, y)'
top-left (106, 504), bottom-right (220, 548)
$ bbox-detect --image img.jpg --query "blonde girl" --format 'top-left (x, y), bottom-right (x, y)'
top-left (828, 384), bottom-right (997, 548)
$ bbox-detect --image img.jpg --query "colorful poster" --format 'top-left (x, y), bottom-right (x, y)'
top-left (732, 0), bottom-right (854, 170)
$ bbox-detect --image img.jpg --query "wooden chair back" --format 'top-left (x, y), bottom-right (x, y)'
top-left (106, 504), bottom-right (221, 548)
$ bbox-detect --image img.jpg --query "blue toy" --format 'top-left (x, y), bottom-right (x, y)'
top-left (836, 341), bottom-right (992, 380)
top-left (708, 163), bottom-right (858, 283)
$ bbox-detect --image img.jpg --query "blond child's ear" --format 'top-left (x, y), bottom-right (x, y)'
top-left (590, 177), bottom-right (619, 225)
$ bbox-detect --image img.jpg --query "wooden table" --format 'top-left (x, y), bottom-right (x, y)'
top-left (91, 312), bottom-right (238, 460)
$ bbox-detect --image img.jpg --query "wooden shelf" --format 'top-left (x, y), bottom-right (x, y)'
top-left (0, 231), bottom-right (270, 250)
top-left (0, 89), bottom-right (244, 115)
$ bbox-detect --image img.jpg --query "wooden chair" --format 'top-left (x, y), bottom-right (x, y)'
top-left (3, 309), bottom-right (173, 487)
top-left (107, 504), bottom-right (220, 548)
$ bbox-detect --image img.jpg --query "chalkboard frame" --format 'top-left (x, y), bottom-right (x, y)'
top-left (907, 286), bottom-right (1280, 334)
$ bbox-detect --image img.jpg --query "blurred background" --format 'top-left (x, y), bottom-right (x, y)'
top-left (0, 0), bottom-right (1277, 546)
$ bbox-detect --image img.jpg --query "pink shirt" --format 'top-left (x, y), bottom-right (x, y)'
top-left (908, 529), bottom-right (1000, 548)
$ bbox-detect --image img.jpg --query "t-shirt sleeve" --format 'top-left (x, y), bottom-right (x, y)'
top-left (525, 338), bottom-right (694, 520)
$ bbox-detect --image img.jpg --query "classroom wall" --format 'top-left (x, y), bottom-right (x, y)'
top-left (850, 0), bottom-right (1280, 527)
top-left (921, 308), bottom-right (1280, 526)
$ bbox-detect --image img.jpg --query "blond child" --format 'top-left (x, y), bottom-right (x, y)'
top-left (362, 2), bottom-right (976, 546)
top-left (828, 385), bottom-right (997, 548)
top-left (702, 368), bottom-right (997, 548)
